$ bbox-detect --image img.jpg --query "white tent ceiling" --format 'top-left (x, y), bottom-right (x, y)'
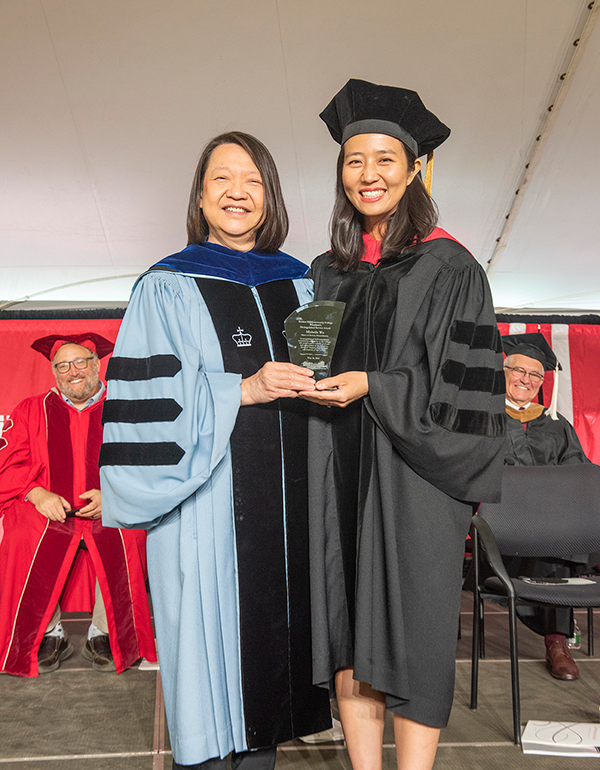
top-left (1, 0), bottom-right (598, 310)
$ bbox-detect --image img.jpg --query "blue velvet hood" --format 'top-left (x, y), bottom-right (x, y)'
top-left (150, 241), bottom-right (309, 288)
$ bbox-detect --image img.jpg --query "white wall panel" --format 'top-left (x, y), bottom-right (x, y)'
top-left (0, 0), bottom-right (594, 306)
top-left (277, 0), bottom-right (584, 264)
top-left (489, 5), bottom-right (600, 310)
top-left (0, 1), bottom-right (111, 267)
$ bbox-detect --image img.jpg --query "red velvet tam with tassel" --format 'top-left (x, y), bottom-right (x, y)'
top-left (30, 333), bottom-right (114, 361)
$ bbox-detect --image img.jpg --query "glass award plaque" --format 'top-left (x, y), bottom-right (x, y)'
top-left (284, 301), bottom-right (346, 381)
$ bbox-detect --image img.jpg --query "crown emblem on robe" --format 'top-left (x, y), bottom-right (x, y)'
top-left (232, 327), bottom-right (252, 347)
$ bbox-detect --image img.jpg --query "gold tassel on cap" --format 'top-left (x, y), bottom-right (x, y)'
top-left (424, 151), bottom-right (434, 196)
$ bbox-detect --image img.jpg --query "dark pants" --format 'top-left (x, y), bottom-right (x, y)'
top-left (173, 747), bottom-right (277, 770)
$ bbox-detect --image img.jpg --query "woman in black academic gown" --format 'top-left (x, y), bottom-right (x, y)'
top-left (300, 80), bottom-right (507, 769)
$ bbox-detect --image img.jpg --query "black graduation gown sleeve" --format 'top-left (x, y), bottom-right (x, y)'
top-left (366, 252), bottom-right (506, 503)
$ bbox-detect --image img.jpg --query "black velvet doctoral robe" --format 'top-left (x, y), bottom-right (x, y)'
top-left (308, 231), bottom-right (507, 728)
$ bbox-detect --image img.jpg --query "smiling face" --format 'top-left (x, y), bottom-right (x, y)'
top-left (341, 133), bottom-right (422, 239)
top-left (200, 143), bottom-right (265, 251)
top-left (504, 353), bottom-right (544, 407)
top-left (53, 343), bottom-right (101, 407)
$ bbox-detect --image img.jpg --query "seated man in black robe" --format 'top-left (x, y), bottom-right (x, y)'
top-left (502, 333), bottom-right (590, 681)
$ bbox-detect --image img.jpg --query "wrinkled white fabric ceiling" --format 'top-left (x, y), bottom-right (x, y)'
top-left (1, 0), bottom-right (598, 310)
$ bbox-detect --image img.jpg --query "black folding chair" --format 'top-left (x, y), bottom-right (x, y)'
top-left (469, 463), bottom-right (600, 745)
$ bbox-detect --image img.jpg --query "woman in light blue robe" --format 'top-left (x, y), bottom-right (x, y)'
top-left (100, 132), bottom-right (331, 770)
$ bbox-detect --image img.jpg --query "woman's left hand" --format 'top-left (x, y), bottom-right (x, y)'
top-left (299, 371), bottom-right (368, 408)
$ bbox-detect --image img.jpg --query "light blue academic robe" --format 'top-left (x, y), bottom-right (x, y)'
top-left (100, 243), bottom-right (330, 766)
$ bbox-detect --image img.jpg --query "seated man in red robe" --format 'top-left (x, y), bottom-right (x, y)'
top-left (0, 333), bottom-right (156, 676)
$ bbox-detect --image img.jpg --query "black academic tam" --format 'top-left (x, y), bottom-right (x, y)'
top-left (502, 332), bottom-right (561, 371)
top-left (319, 78), bottom-right (451, 157)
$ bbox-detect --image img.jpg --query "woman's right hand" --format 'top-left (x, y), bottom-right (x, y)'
top-left (299, 371), bottom-right (369, 407)
top-left (241, 362), bottom-right (315, 405)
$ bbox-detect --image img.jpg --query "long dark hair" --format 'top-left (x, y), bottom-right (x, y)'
top-left (329, 142), bottom-right (438, 271)
top-left (186, 131), bottom-right (289, 253)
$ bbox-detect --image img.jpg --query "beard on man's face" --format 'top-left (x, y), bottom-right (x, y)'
top-left (56, 369), bottom-right (100, 403)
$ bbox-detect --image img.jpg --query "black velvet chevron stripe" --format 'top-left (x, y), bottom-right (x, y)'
top-left (450, 321), bottom-right (502, 352)
top-left (442, 360), bottom-right (505, 395)
top-left (493, 370), bottom-right (506, 396)
top-left (430, 401), bottom-right (506, 437)
top-left (102, 399), bottom-right (182, 424)
top-left (98, 442), bottom-right (184, 466)
top-left (106, 355), bottom-right (181, 381)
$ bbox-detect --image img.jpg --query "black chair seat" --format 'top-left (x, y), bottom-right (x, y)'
top-left (483, 575), bottom-right (600, 606)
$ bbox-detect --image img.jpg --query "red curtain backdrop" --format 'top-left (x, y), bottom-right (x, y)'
top-left (2, 313), bottom-right (600, 467)
top-left (0, 318), bottom-right (122, 432)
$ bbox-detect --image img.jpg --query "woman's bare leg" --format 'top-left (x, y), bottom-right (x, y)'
top-left (336, 669), bottom-right (440, 770)
top-left (393, 715), bottom-right (440, 770)
top-left (335, 668), bottom-right (386, 770)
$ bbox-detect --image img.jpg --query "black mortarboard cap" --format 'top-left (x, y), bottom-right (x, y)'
top-left (31, 333), bottom-right (114, 361)
top-left (319, 79), bottom-right (451, 157)
top-left (501, 333), bottom-right (561, 372)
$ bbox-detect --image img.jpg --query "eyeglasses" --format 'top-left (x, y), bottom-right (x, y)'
top-left (53, 356), bottom-right (95, 374)
top-left (503, 365), bottom-right (544, 383)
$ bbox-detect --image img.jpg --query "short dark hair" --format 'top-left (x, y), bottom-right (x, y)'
top-left (186, 131), bottom-right (289, 253)
top-left (329, 142), bottom-right (438, 271)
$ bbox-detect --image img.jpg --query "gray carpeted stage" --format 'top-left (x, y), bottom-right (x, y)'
top-left (2, 594), bottom-right (600, 769)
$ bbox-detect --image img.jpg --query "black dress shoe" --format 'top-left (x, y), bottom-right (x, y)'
top-left (38, 635), bottom-right (74, 673)
top-left (82, 634), bottom-right (116, 672)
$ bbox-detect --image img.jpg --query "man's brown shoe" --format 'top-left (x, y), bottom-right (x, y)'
top-left (545, 635), bottom-right (579, 680)
top-left (38, 635), bottom-right (74, 673)
top-left (82, 634), bottom-right (116, 672)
